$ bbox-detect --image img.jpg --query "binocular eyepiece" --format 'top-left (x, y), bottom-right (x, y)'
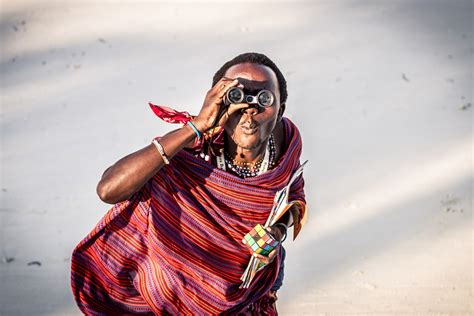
top-left (223, 87), bottom-right (275, 108)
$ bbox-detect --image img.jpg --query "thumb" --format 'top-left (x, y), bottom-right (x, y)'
top-left (227, 103), bottom-right (250, 115)
top-left (217, 103), bottom-right (249, 126)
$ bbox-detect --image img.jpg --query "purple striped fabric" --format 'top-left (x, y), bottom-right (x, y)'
top-left (71, 118), bottom-right (306, 314)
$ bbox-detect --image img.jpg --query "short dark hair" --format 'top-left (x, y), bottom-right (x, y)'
top-left (212, 52), bottom-right (288, 105)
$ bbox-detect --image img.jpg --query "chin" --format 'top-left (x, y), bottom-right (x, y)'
top-left (234, 133), bottom-right (263, 150)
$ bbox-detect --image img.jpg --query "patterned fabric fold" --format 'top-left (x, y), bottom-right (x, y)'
top-left (71, 117), bottom-right (306, 315)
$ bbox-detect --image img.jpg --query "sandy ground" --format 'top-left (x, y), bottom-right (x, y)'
top-left (0, 1), bottom-right (472, 315)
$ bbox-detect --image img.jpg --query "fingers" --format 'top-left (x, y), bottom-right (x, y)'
top-left (216, 102), bottom-right (249, 126)
top-left (215, 78), bottom-right (240, 99)
top-left (226, 102), bottom-right (249, 115)
top-left (251, 246), bottom-right (279, 265)
top-left (213, 80), bottom-right (246, 126)
top-left (267, 247), bottom-right (278, 262)
top-left (252, 252), bottom-right (269, 264)
top-left (266, 225), bottom-right (284, 242)
top-left (252, 247), bottom-right (279, 273)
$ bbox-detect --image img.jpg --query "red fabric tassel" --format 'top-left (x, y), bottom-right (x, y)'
top-left (148, 102), bottom-right (225, 156)
top-left (148, 102), bottom-right (193, 124)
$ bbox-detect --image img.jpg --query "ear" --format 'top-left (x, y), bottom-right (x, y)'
top-left (277, 103), bottom-right (286, 121)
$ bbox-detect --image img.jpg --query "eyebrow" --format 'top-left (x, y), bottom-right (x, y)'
top-left (237, 78), bottom-right (272, 92)
top-left (244, 85), bottom-right (268, 93)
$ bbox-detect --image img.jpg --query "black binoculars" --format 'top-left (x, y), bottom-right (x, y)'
top-left (223, 87), bottom-right (275, 108)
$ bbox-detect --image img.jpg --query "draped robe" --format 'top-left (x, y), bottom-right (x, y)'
top-left (71, 118), bottom-right (307, 315)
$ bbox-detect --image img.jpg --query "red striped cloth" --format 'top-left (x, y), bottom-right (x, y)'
top-left (71, 118), bottom-right (306, 315)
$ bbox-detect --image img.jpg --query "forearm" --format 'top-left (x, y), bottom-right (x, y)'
top-left (97, 125), bottom-right (196, 204)
top-left (97, 75), bottom-right (244, 205)
top-left (270, 206), bottom-right (297, 241)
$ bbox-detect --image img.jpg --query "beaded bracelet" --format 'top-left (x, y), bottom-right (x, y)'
top-left (272, 222), bottom-right (288, 243)
top-left (152, 139), bottom-right (170, 165)
top-left (187, 121), bottom-right (201, 140)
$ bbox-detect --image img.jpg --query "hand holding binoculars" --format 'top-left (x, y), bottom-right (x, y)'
top-left (223, 87), bottom-right (275, 108)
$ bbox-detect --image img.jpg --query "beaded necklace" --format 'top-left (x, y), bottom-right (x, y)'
top-left (219, 134), bottom-right (276, 178)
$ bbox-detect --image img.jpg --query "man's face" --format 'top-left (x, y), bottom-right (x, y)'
top-left (223, 63), bottom-right (281, 150)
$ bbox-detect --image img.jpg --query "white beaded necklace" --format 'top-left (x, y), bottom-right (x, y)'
top-left (216, 135), bottom-right (275, 178)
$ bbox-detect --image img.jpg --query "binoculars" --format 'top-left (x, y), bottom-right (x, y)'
top-left (224, 87), bottom-right (275, 108)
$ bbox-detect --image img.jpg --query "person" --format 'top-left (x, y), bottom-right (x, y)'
top-left (71, 52), bottom-right (307, 315)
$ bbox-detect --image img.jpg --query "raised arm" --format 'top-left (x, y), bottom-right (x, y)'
top-left (97, 77), bottom-right (247, 204)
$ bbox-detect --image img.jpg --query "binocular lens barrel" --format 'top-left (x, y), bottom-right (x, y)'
top-left (224, 87), bottom-right (274, 107)
top-left (227, 87), bottom-right (244, 104)
top-left (257, 91), bottom-right (273, 107)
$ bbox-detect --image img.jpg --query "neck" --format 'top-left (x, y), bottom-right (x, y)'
top-left (225, 137), bottom-right (269, 165)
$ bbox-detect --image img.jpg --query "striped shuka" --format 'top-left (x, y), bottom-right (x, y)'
top-left (71, 117), bottom-right (307, 315)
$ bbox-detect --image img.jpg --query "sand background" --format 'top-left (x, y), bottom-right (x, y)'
top-left (1, 0), bottom-right (472, 315)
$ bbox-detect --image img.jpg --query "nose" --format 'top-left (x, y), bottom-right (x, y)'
top-left (242, 105), bottom-right (259, 116)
